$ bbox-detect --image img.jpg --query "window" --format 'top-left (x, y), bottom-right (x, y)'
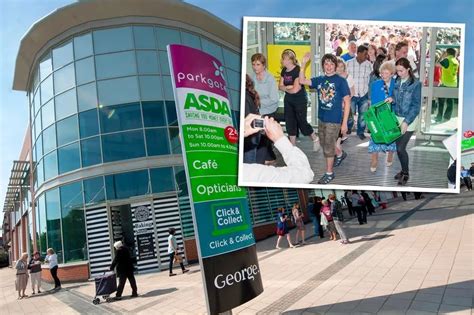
top-left (55, 89), bottom-right (77, 121)
top-left (60, 182), bottom-right (87, 263)
top-left (158, 51), bottom-right (170, 75)
top-left (162, 76), bottom-right (175, 100)
top-left (75, 57), bottom-right (95, 85)
top-left (34, 91), bottom-right (41, 116)
top-left (77, 82), bottom-right (97, 112)
top-left (95, 51), bottom-right (137, 80)
top-left (169, 127), bottom-right (181, 154)
top-left (42, 124), bottom-right (57, 154)
top-left (150, 167), bottom-right (175, 193)
top-left (39, 53), bottom-right (53, 80)
top-left (52, 40), bottom-right (73, 70)
top-left (45, 188), bottom-right (63, 263)
top-left (201, 38), bottom-right (224, 63)
top-left (97, 77), bottom-right (139, 106)
top-left (102, 130), bottom-right (146, 163)
top-left (81, 137), bottom-right (102, 167)
top-left (99, 102), bottom-right (142, 133)
top-left (165, 101), bottom-right (178, 126)
top-left (136, 51), bottom-right (160, 74)
top-left (93, 27), bottom-right (134, 54)
top-left (58, 142), bottom-right (80, 174)
top-left (146, 128), bottom-right (170, 156)
top-left (181, 31), bottom-right (201, 50)
top-left (41, 76), bottom-right (54, 105)
top-left (155, 27), bottom-right (181, 50)
top-left (35, 135), bottom-right (43, 161)
top-left (74, 33), bottom-right (94, 59)
top-left (54, 64), bottom-right (75, 94)
top-left (36, 194), bottom-right (47, 256)
top-left (34, 112), bottom-right (42, 139)
top-left (139, 76), bottom-right (163, 101)
top-left (57, 115), bottom-right (79, 146)
top-left (105, 170), bottom-right (149, 200)
top-left (226, 68), bottom-right (240, 91)
top-left (83, 176), bottom-right (105, 204)
top-left (133, 26), bottom-right (156, 49)
top-left (142, 101), bottom-right (166, 127)
top-left (43, 151), bottom-right (58, 181)
top-left (41, 99), bottom-right (55, 130)
top-left (223, 48), bottom-right (240, 72)
top-left (79, 109), bottom-right (99, 138)
top-left (37, 159), bottom-right (44, 188)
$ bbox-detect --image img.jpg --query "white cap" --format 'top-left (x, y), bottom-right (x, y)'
top-left (114, 241), bottom-right (123, 249)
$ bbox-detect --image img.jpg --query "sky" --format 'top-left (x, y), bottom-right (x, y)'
top-left (1, 0), bottom-right (473, 232)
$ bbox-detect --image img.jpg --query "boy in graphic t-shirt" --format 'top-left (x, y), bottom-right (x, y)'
top-left (299, 53), bottom-right (351, 184)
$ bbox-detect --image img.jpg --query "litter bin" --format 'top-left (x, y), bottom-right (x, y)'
top-left (364, 101), bottom-right (401, 144)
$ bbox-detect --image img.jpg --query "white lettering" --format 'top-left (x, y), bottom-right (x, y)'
top-left (213, 264), bottom-right (260, 290)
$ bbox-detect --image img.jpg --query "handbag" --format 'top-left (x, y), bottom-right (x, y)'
top-left (320, 213), bottom-right (329, 226)
top-left (174, 253), bottom-right (183, 264)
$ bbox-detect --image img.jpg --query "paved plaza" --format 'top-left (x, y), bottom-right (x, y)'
top-left (1, 191), bottom-right (472, 314)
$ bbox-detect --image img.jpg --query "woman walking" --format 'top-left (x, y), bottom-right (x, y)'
top-left (292, 203), bottom-right (305, 244)
top-left (275, 207), bottom-right (295, 249)
top-left (15, 253), bottom-right (29, 299)
top-left (251, 53), bottom-right (280, 164)
top-left (368, 60), bottom-right (397, 172)
top-left (168, 228), bottom-right (190, 276)
top-left (28, 251), bottom-right (42, 295)
top-left (45, 248), bottom-right (61, 290)
top-left (329, 194), bottom-right (350, 244)
top-left (279, 49), bottom-right (320, 150)
top-left (386, 57), bottom-right (422, 185)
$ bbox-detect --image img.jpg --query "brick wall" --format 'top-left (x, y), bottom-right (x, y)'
top-left (41, 263), bottom-right (89, 283)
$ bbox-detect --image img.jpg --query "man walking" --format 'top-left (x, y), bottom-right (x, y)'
top-left (110, 241), bottom-right (138, 300)
top-left (347, 45), bottom-right (372, 140)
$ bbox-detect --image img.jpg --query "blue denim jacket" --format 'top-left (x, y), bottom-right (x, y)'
top-left (392, 77), bottom-right (421, 125)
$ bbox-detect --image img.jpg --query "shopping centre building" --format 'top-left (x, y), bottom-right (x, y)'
top-left (2, 0), bottom-right (345, 281)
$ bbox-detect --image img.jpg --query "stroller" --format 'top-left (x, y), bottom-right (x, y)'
top-left (92, 271), bottom-right (117, 305)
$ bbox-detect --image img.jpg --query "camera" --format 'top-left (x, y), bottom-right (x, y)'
top-left (251, 118), bottom-right (265, 129)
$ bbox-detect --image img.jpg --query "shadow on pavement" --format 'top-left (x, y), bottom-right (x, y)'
top-left (139, 287), bottom-right (178, 298)
top-left (347, 234), bottom-right (394, 244)
top-left (282, 280), bottom-right (473, 314)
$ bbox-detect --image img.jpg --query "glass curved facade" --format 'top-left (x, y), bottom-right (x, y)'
top-left (29, 24), bottom-right (241, 264)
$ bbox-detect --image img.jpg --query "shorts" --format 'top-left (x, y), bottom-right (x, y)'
top-left (318, 121), bottom-right (341, 158)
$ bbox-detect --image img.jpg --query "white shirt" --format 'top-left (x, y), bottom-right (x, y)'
top-left (168, 235), bottom-right (177, 254)
top-left (46, 254), bottom-right (58, 268)
top-left (242, 137), bottom-right (314, 184)
top-left (347, 58), bottom-right (372, 97)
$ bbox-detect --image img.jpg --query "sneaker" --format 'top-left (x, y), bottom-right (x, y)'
top-left (182, 269), bottom-right (190, 274)
top-left (313, 139), bottom-right (321, 152)
top-left (169, 273), bottom-right (177, 277)
top-left (38, 290), bottom-right (41, 293)
top-left (334, 151), bottom-right (347, 167)
top-left (32, 292), bottom-right (35, 295)
top-left (114, 296), bottom-right (122, 301)
top-left (131, 293), bottom-right (139, 298)
top-left (317, 173), bottom-right (335, 184)
top-left (358, 134), bottom-right (367, 140)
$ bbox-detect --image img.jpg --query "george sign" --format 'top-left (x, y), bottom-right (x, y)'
top-left (167, 44), bottom-right (263, 314)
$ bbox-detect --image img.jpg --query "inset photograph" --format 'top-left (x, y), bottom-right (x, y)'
top-left (239, 17), bottom-right (464, 192)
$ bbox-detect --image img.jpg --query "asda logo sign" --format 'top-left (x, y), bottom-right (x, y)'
top-left (184, 93), bottom-right (231, 117)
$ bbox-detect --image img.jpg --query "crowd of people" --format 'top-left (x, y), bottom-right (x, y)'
top-left (244, 24), bottom-right (461, 186)
top-left (274, 190), bottom-right (388, 248)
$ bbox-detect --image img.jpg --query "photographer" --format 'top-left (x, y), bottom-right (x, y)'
top-left (242, 114), bottom-right (314, 184)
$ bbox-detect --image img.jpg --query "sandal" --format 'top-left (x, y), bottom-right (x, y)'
top-left (317, 173), bottom-right (335, 184)
top-left (334, 151), bottom-right (347, 167)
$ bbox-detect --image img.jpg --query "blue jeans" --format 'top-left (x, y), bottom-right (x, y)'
top-left (349, 94), bottom-right (369, 136)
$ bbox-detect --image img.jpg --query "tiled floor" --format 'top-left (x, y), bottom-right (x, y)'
top-left (0, 191), bottom-right (472, 314)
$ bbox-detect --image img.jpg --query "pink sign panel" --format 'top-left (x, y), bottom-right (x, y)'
top-left (168, 44), bottom-right (228, 98)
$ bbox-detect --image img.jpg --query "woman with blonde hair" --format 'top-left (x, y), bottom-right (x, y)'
top-left (279, 49), bottom-right (320, 150)
top-left (291, 203), bottom-right (305, 244)
top-left (45, 248), bottom-right (61, 290)
top-left (15, 252), bottom-right (29, 299)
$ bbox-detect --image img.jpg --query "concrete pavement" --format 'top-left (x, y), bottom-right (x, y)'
top-left (0, 191), bottom-right (472, 314)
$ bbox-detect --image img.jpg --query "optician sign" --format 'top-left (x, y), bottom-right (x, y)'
top-left (167, 44), bottom-right (263, 314)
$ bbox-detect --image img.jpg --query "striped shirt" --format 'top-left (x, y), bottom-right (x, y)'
top-left (347, 58), bottom-right (372, 97)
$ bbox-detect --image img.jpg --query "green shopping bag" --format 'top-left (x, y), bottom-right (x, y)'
top-left (364, 101), bottom-right (401, 144)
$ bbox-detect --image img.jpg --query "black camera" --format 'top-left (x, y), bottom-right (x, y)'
top-left (251, 118), bottom-right (265, 129)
